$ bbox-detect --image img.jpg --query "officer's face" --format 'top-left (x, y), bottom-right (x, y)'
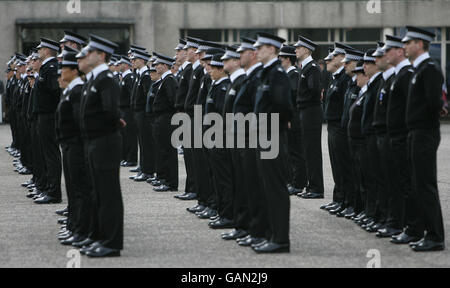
top-left (256, 44), bottom-right (273, 64)
top-left (363, 62), bottom-right (378, 77)
top-left (209, 66), bottom-right (223, 81)
top-left (205, 62), bottom-right (212, 75)
top-left (375, 55), bottom-right (389, 71)
top-left (176, 49), bottom-right (187, 65)
top-left (61, 66), bottom-right (78, 84)
top-left (187, 47), bottom-right (197, 62)
top-left (295, 46), bottom-right (308, 60)
top-left (77, 57), bottom-right (89, 74)
top-left (38, 47), bottom-right (47, 60)
top-left (356, 72), bottom-right (368, 88)
top-left (385, 47), bottom-right (403, 66)
top-left (326, 59), bottom-right (335, 73)
top-left (58, 74), bottom-right (68, 89)
top-left (155, 63), bottom-right (167, 75)
top-left (223, 58), bottom-right (240, 74)
top-left (239, 50), bottom-right (252, 68)
top-left (150, 71), bottom-right (159, 82)
top-left (344, 61), bottom-right (356, 76)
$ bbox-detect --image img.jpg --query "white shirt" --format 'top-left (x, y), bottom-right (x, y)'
top-left (352, 75), bottom-right (357, 82)
top-left (301, 55), bottom-right (313, 69)
top-left (413, 52), bottom-right (430, 68)
top-left (42, 56), bottom-right (55, 66)
top-left (86, 71), bottom-right (93, 81)
top-left (332, 66), bottom-right (344, 78)
top-left (204, 68), bottom-right (208, 75)
top-left (368, 71), bottom-right (382, 86)
top-left (63, 77), bottom-right (84, 95)
top-left (359, 84), bottom-right (368, 97)
top-left (161, 70), bottom-right (172, 80)
top-left (395, 59), bottom-right (411, 75)
top-left (182, 61), bottom-right (191, 70)
top-left (193, 59), bottom-right (201, 70)
top-left (214, 76), bottom-right (228, 86)
top-left (382, 67), bottom-right (395, 81)
top-left (138, 65), bottom-right (148, 76)
top-left (91, 63), bottom-right (109, 81)
top-left (229, 68), bottom-right (246, 83)
top-left (122, 69), bottom-right (132, 78)
top-left (263, 57), bottom-right (278, 69)
top-left (286, 66), bottom-right (297, 74)
top-left (246, 62), bottom-right (262, 76)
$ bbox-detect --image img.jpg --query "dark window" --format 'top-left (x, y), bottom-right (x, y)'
top-left (182, 29), bottom-right (222, 42)
top-left (291, 28), bottom-right (328, 42)
top-left (345, 28), bottom-right (381, 42)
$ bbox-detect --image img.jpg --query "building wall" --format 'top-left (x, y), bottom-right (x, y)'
top-left (1, 0), bottom-right (450, 82)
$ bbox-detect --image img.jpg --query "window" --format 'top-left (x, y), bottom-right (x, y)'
top-left (345, 28), bottom-right (381, 42)
top-left (180, 29), bottom-right (223, 42)
top-left (180, 28), bottom-right (275, 45)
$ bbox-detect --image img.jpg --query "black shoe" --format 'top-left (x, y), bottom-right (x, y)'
top-left (239, 237), bottom-right (266, 247)
top-left (198, 208), bottom-right (217, 219)
top-left (302, 192), bottom-right (324, 199)
top-left (390, 232), bottom-right (422, 244)
top-left (154, 184), bottom-right (177, 192)
top-left (337, 207), bottom-right (354, 218)
top-left (72, 237), bottom-right (95, 248)
top-left (253, 241), bottom-right (290, 253)
top-left (129, 172), bottom-right (141, 180)
top-left (58, 231), bottom-right (73, 241)
top-left (320, 202), bottom-right (336, 210)
top-left (147, 176), bottom-right (158, 183)
top-left (134, 173), bottom-right (151, 182)
top-left (208, 218), bottom-right (234, 229)
top-left (187, 204), bottom-right (205, 214)
top-left (251, 238), bottom-right (268, 248)
top-left (296, 190), bottom-right (308, 198)
top-left (86, 245), bottom-right (121, 258)
top-left (129, 166), bottom-right (141, 173)
top-left (80, 241), bottom-right (103, 255)
top-left (288, 185), bottom-right (302, 196)
top-left (376, 227), bottom-right (402, 238)
top-left (344, 211), bottom-right (356, 219)
top-left (366, 222), bottom-right (383, 233)
top-left (328, 204), bottom-right (343, 215)
top-left (34, 195), bottom-right (62, 204)
top-left (222, 229), bottom-right (248, 240)
top-left (57, 217), bottom-right (68, 225)
top-left (60, 234), bottom-right (85, 246)
top-left (177, 192), bottom-right (197, 200)
top-left (21, 180), bottom-right (33, 187)
top-left (151, 180), bottom-right (162, 186)
top-left (411, 238), bottom-right (445, 252)
top-left (236, 234), bottom-right (251, 243)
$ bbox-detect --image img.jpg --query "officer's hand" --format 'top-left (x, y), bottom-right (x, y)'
top-left (119, 118), bottom-right (127, 127)
top-left (440, 106), bottom-right (448, 117)
top-left (288, 122), bottom-right (291, 130)
top-left (320, 89), bottom-right (324, 101)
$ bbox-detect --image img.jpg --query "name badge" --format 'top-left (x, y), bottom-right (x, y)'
top-left (229, 89), bottom-right (236, 96)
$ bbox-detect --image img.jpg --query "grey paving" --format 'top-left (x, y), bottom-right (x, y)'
top-left (0, 123), bottom-right (449, 268)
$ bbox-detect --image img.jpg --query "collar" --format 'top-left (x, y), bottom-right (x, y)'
top-left (413, 52), bottom-right (430, 68)
top-left (246, 62), bottom-right (262, 76)
top-left (395, 59), bottom-right (411, 74)
top-left (122, 69), bottom-right (132, 78)
top-left (21, 73), bottom-right (27, 79)
top-left (352, 75), bottom-right (357, 82)
top-left (182, 61), bottom-right (191, 70)
top-left (113, 71), bottom-right (118, 75)
top-left (86, 72), bottom-right (93, 81)
top-left (204, 68), bottom-right (208, 75)
top-left (91, 63), bottom-right (109, 80)
top-left (214, 76), bottom-right (228, 86)
top-left (42, 57), bottom-right (55, 66)
top-left (301, 55), bottom-right (313, 69)
top-left (161, 70), bottom-right (172, 80)
top-left (193, 59), bottom-right (201, 70)
top-left (359, 84), bottom-right (368, 96)
top-left (263, 57), bottom-right (278, 68)
top-left (286, 66), bottom-right (297, 74)
top-left (67, 77), bottom-right (84, 91)
top-left (368, 71), bottom-right (382, 86)
top-left (152, 78), bottom-right (161, 86)
top-left (230, 68), bottom-right (246, 83)
top-left (333, 66), bottom-right (344, 77)
top-left (382, 67), bottom-right (395, 81)
top-left (138, 65), bottom-right (148, 75)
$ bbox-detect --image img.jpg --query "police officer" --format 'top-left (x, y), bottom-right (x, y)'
top-left (77, 35), bottom-right (124, 257)
top-left (279, 44), bottom-right (307, 196)
top-left (252, 32), bottom-right (292, 253)
top-left (402, 26), bottom-right (446, 251)
top-left (34, 38), bottom-right (62, 204)
top-left (295, 36), bottom-right (324, 199)
top-left (130, 49), bottom-right (154, 182)
top-left (152, 54), bottom-right (179, 192)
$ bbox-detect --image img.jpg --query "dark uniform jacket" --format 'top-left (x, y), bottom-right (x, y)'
top-left (153, 72), bottom-right (178, 115)
top-left (287, 66), bottom-right (300, 108)
top-left (387, 62), bottom-right (414, 136)
top-left (196, 73), bottom-right (212, 114)
top-left (131, 67), bottom-right (152, 112)
top-left (297, 58), bottom-right (322, 109)
top-left (33, 57), bottom-right (59, 114)
top-left (56, 78), bottom-right (84, 142)
top-left (185, 63), bottom-right (205, 115)
top-left (146, 79), bottom-right (161, 116)
top-left (80, 65), bottom-right (121, 139)
top-left (175, 62), bottom-right (192, 112)
top-left (361, 72), bottom-right (383, 136)
top-left (372, 69), bottom-right (395, 134)
top-left (119, 70), bottom-right (135, 109)
top-left (406, 56), bottom-right (444, 130)
top-left (324, 67), bottom-right (351, 122)
top-left (233, 64), bottom-right (263, 115)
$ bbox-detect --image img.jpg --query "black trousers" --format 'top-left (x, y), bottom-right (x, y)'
top-left (19, 117), bottom-right (33, 170)
top-left (182, 117), bottom-right (196, 193)
top-left (349, 137), bottom-right (367, 214)
top-left (209, 147), bottom-right (234, 220)
top-left (256, 131), bottom-right (290, 244)
top-left (61, 139), bottom-right (92, 237)
top-left (299, 105), bottom-right (324, 194)
top-left (9, 110), bottom-right (17, 148)
top-left (134, 110), bottom-right (155, 175)
top-left (375, 133), bottom-right (392, 224)
top-left (389, 133), bottom-right (423, 233)
top-left (244, 147), bottom-right (269, 238)
top-left (30, 120), bottom-right (47, 190)
top-left (409, 129), bottom-right (444, 242)
top-left (37, 113), bottom-right (62, 198)
top-left (329, 122), bottom-right (355, 205)
top-left (287, 110), bottom-right (307, 189)
top-left (202, 148), bottom-right (217, 209)
top-left (86, 132), bottom-right (123, 250)
top-left (231, 148), bottom-right (250, 231)
top-left (362, 134), bottom-right (379, 218)
top-left (154, 113), bottom-right (178, 189)
top-left (119, 108), bottom-right (138, 163)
